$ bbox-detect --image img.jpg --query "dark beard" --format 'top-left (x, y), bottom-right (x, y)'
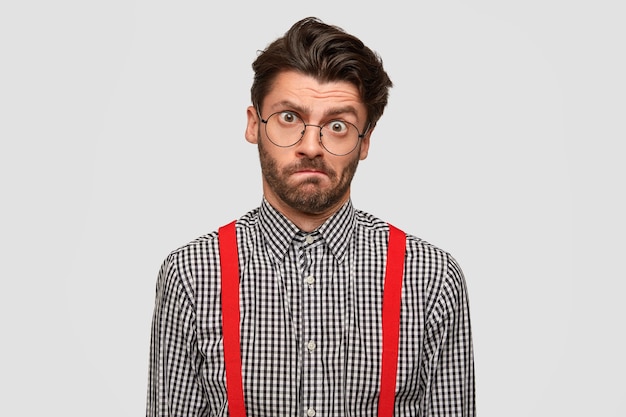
top-left (258, 137), bottom-right (360, 214)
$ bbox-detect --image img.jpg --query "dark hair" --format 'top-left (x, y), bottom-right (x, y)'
top-left (251, 17), bottom-right (393, 128)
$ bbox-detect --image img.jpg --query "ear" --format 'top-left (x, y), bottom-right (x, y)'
top-left (359, 127), bottom-right (374, 160)
top-left (245, 106), bottom-right (260, 144)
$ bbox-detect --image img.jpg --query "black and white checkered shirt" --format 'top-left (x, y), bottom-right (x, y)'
top-left (147, 199), bottom-right (475, 416)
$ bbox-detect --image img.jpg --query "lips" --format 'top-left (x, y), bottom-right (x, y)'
top-left (295, 169), bottom-right (326, 175)
top-left (287, 162), bottom-right (331, 177)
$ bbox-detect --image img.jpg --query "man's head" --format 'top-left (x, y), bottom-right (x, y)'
top-left (250, 17), bottom-right (392, 130)
top-left (245, 18), bottom-right (392, 227)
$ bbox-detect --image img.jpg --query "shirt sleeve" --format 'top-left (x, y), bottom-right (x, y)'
top-left (420, 255), bottom-right (475, 416)
top-left (146, 254), bottom-right (208, 417)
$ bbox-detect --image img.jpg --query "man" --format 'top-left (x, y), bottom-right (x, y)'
top-left (147, 17), bottom-right (475, 417)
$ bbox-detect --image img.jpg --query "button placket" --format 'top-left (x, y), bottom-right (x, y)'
top-left (300, 232), bottom-right (322, 417)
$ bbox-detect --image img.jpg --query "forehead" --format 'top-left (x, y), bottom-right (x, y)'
top-left (264, 71), bottom-right (365, 117)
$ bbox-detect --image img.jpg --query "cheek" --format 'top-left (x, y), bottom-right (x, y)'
top-left (334, 155), bottom-right (360, 179)
top-left (259, 139), bottom-right (288, 169)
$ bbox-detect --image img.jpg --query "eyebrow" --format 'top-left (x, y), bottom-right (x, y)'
top-left (271, 100), bottom-right (360, 120)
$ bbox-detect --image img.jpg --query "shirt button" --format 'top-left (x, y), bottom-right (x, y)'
top-left (305, 235), bottom-right (314, 244)
top-left (306, 408), bottom-right (316, 417)
top-left (306, 340), bottom-right (317, 351)
top-left (304, 275), bottom-right (315, 285)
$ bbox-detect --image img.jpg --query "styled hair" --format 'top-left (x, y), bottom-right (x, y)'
top-left (251, 17), bottom-right (393, 128)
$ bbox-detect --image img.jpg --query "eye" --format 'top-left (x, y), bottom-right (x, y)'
top-left (326, 120), bottom-right (348, 135)
top-left (278, 111), bottom-right (300, 125)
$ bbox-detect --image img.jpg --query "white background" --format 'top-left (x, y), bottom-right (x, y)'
top-left (1, 1), bottom-right (624, 415)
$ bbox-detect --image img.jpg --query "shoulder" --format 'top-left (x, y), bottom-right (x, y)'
top-left (155, 231), bottom-right (220, 304)
top-left (401, 229), bottom-right (468, 320)
top-left (157, 207), bottom-right (262, 298)
top-left (355, 208), bottom-right (466, 292)
top-left (354, 209), bottom-right (439, 257)
top-left (165, 206), bottom-right (261, 264)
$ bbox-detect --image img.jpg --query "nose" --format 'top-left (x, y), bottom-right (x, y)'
top-left (296, 124), bottom-right (324, 158)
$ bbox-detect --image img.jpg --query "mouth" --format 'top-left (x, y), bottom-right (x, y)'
top-left (292, 169), bottom-right (328, 179)
top-left (295, 168), bottom-right (326, 174)
top-left (286, 161), bottom-right (334, 180)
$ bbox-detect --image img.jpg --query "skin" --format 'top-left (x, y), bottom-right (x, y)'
top-left (245, 70), bottom-right (373, 232)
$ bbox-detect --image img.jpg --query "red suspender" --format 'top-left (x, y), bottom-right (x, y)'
top-left (218, 220), bottom-right (246, 417)
top-left (378, 224), bottom-right (407, 417)
top-left (218, 221), bottom-right (406, 417)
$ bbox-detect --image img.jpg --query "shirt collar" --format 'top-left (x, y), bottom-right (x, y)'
top-left (258, 198), bottom-right (356, 264)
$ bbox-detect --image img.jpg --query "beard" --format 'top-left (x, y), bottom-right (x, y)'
top-left (257, 137), bottom-right (360, 214)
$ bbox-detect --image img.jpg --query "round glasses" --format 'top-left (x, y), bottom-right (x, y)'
top-left (259, 110), bottom-right (369, 156)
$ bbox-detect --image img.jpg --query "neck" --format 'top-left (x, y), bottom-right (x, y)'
top-left (263, 192), bottom-right (350, 233)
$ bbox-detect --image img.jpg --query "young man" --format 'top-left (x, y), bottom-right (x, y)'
top-left (147, 17), bottom-right (475, 417)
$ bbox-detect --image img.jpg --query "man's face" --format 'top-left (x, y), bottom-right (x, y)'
top-left (245, 71), bottom-right (371, 217)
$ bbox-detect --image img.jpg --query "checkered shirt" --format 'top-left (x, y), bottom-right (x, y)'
top-left (147, 199), bottom-right (475, 416)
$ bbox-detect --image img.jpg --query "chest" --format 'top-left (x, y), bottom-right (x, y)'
top-left (198, 229), bottom-right (425, 416)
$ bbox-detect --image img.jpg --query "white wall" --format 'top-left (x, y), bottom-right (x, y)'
top-left (1, 1), bottom-right (624, 415)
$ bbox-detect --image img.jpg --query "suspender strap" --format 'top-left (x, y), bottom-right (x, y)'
top-left (218, 221), bottom-right (406, 417)
top-left (218, 220), bottom-right (246, 417)
top-left (378, 223), bottom-right (407, 417)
